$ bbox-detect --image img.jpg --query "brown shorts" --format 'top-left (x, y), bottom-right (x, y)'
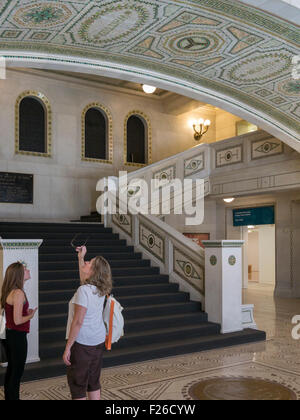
top-left (66, 341), bottom-right (105, 400)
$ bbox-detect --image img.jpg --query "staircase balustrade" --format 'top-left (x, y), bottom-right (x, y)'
top-left (98, 130), bottom-right (294, 310)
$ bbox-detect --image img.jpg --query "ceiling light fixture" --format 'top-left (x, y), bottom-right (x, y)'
top-left (223, 198), bottom-right (235, 203)
top-left (142, 84), bottom-right (157, 94)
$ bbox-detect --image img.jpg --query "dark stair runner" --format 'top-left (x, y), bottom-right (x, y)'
top-left (0, 222), bottom-right (265, 384)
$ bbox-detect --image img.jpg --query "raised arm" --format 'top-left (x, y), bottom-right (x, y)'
top-left (76, 246), bottom-right (87, 283)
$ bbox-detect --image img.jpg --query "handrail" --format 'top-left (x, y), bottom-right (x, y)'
top-left (124, 142), bottom-right (208, 180)
top-left (138, 212), bottom-right (205, 264)
top-left (124, 129), bottom-right (271, 181)
top-left (100, 176), bottom-right (205, 301)
top-left (99, 130), bottom-right (291, 300)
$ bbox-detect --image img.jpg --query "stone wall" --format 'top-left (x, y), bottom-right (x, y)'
top-left (0, 69), bottom-right (217, 219)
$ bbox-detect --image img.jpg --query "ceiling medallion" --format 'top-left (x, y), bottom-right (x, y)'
top-left (162, 31), bottom-right (224, 57)
top-left (13, 2), bottom-right (72, 28)
top-left (78, 2), bottom-right (153, 46)
top-left (177, 36), bottom-right (211, 52)
top-left (226, 51), bottom-right (292, 85)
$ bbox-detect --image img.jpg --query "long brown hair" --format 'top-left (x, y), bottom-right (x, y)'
top-left (0, 262), bottom-right (25, 309)
top-left (86, 256), bottom-right (113, 297)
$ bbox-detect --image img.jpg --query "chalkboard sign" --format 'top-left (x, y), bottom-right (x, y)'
top-left (233, 206), bottom-right (274, 226)
top-left (0, 172), bottom-right (33, 204)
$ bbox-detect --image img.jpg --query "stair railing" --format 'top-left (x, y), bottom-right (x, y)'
top-left (99, 175), bottom-right (206, 304)
top-left (122, 142), bottom-right (211, 216)
top-left (97, 130), bottom-right (287, 304)
top-left (97, 141), bottom-right (214, 303)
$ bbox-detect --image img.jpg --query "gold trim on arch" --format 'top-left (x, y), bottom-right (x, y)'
top-left (124, 110), bottom-right (152, 168)
top-left (81, 103), bottom-right (113, 164)
top-left (15, 91), bottom-right (52, 157)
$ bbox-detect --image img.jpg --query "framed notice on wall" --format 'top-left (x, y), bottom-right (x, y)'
top-left (183, 233), bottom-right (210, 249)
top-left (0, 172), bottom-right (33, 204)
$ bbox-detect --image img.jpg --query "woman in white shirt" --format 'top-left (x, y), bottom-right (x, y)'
top-left (63, 246), bottom-right (112, 400)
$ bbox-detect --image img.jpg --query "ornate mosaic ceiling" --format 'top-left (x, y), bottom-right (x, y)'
top-left (0, 0), bottom-right (299, 145)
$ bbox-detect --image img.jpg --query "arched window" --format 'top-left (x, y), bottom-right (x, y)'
top-left (85, 108), bottom-right (107, 160)
top-left (16, 91), bottom-right (51, 157)
top-left (124, 111), bottom-right (151, 167)
top-left (82, 103), bottom-right (113, 163)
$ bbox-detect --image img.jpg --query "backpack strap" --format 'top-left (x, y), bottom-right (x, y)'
top-left (105, 298), bottom-right (115, 351)
top-left (104, 295), bottom-right (108, 309)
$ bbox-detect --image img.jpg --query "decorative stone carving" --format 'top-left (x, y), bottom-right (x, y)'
top-left (112, 213), bottom-right (133, 237)
top-left (173, 247), bottom-right (204, 294)
top-left (251, 138), bottom-right (283, 160)
top-left (184, 152), bottom-right (205, 177)
top-left (210, 255), bottom-right (217, 266)
top-left (139, 223), bottom-right (165, 262)
top-left (153, 164), bottom-right (176, 187)
top-left (216, 145), bottom-right (243, 168)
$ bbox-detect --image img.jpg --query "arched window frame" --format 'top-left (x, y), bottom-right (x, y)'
top-left (124, 110), bottom-right (152, 167)
top-left (15, 91), bottom-right (52, 157)
top-left (82, 103), bottom-right (113, 164)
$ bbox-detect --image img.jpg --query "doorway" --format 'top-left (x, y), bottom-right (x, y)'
top-left (247, 224), bottom-right (276, 287)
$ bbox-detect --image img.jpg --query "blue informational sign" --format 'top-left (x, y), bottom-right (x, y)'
top-left (233, 206), bottom-right (275, 226)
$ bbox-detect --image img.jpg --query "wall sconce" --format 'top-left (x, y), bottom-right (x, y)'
top-left (191, 119), bottom-right (211, 141)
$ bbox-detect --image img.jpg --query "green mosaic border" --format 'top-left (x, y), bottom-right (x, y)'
top-left (183, 0), bottom-right (300, 45)
top-left (2, 51), bottom-right (299, 138)
top-left (203, 241), bottom-right (244, 248)
top-left (0, 241), bottom-right (42, 249)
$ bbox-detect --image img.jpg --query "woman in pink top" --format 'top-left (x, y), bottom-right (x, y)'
top-left (0, 262), bottom-right (37, 400)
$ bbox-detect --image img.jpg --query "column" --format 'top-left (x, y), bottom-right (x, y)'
top-left (275, 196), bottom-right (300, 298)
top-left (0, 239), bottom-right (43, 364)
top-left (202, 240), bottom-right (244, 334)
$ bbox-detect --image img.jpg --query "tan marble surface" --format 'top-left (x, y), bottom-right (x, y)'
top-left (1, 283), bottom-right (299, 400)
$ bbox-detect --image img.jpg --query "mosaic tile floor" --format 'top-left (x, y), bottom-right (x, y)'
top-left (1, 283), bottom-right (300, 400)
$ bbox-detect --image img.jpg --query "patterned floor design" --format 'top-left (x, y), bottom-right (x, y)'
top-left (1, 283), bottom-right (300, 400)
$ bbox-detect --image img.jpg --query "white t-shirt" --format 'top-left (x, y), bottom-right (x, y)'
top-left (66, 284), bottom-right (106, 346)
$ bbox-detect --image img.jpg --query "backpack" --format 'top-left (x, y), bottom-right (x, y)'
top-left (103, 295), bottom-right (124, 350)
top-left (0, 309), bottom-right (6, 340)
top-left (0, 309), bottom-right (7, 365)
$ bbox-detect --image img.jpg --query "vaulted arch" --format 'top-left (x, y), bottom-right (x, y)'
top-left (2, 0), bottom-right (299, 151)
